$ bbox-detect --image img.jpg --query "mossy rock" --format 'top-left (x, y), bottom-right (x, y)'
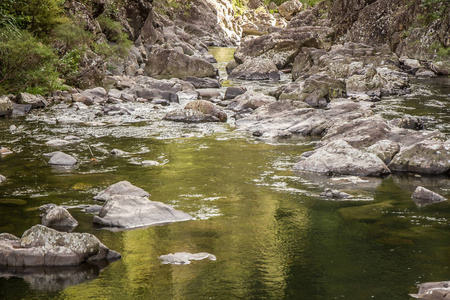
top-left (338, 201), bottom-right (394, 221)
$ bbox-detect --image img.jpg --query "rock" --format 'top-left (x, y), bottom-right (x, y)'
top-left (56, 117), bottom-right (83, 125)
top-left (234, 26), bottom-right (333, 69)
top-left (47, 152), bottom-right (78, 166)
top-left (45, 139), bottom-right (71, 147)
top-left (0, 147), bottom-right (13, 155)
top-left (388, 140), bottom-right (450, 175)
top-left (164, 109), bottom-right (223, 123)
top-left (40, 204), bottom-right (78, 232)
top-left (110, 149), bottom-right (129, 156)
top-left (275, 74), bottom-right (346, 108)
top-left (142, 160), bottom-right (160, 166)
top-left (0, 175), bottom-right (6, 183)
top-left (159, 252), bottom-right (216, 265)
top-left (293, 139), bottom-right (391, 177)
top-left (226, 91), bottom-right (276, 112)
top-left (144, 49), bottom-right (216, 79)
top-left (394, 115), bottom-right (425, 130)
top-left (366, 140), bottom-right (400, 165)
top-left (93, 195), bottom-right (193, 229)
top-left (93, 181), bottom-right (150, 202)
top-left (229, 58), bottom-right (280, 81)
top-left (16, 93), bottom-right (49, 109)
top-left (278, 0), bottom-right (303, 20)
top-left (185, 76), bottom-right (221, 89)
top-left (0, 96), bottom-right (13, 117)
top-left (224, 87), bottom-right (247, 100)
top-left (131, 87), bottom-right (179, 103)
top-left (320, 188), bottom-right (351, 199)
top-left (226, 60), bottom-right (239, 75)
top-left (411, 281), bottom-right (450, 299)
top-left (415, 69), bottom-right (437, 78)
top-left (412, 186), bottom-right (447, 207)
top-left (100, 105), bottom-right (134, 116)
top-left (184, 100), bottom-right (227, 122)
top-left (196, 89), bottom-right (221, 100)
top-left (0, 225), bottom-right (121, 266)
top-left (11, 103), bottom-right (32, 116)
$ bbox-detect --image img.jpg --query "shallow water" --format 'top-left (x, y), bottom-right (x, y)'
top-left (0, 48), bottom-right (449, 299)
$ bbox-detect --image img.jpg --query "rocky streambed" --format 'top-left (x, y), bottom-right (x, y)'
top-left (0, 46), bottom-right (449, 299)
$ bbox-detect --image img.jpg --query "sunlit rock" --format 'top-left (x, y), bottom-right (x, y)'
top-left (411, 281), bottom-right (450, 299)
top-left (47, 152), bottom-right (78, 166)
top-left (93, 181), bottom-right (150, 202)
top-left (411, 186), bottom-right (447, 207)
top-left (159, 252), bottom-right (216, 265)
top-left (40, 204), bottom-right (78, 232)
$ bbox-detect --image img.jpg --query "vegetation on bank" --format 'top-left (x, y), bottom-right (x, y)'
top-left (0, 0), bottom-right (132, 95)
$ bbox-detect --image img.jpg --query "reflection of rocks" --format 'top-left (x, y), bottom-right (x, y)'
top-left (338, 202), bottom-right (394, 221)
top-left (411, 281), bottom-right (450, 300)
top-left (159, 252), bottom-right (216, 265)
top-left (0, 264), bottom-right (101, 292)
top-left (93, 181), bottom-right (150, 202)
top-left (93, 195), bottom-right (193, 229)
top-left (412, 186), bottom-right (447, 207)
top-left (40, 204), bottom-right (78, 232)
top-left (0, 225), bottom-right (121, 267)
top-left (293, 140), bottom-right (391, 177)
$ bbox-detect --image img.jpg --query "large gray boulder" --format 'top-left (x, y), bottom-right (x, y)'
top-left (47, 152), bottom-right (78, 166)
top-left (0, 225), bottom-right (121, 267)
top-left (144, 49), bottom-right (216, 80)
top-left (0, 96), bottom-right (13, 117)
top-left (93, 195), bottom-right (193, 229)
top-left (164, 100), bottom-right (227, 123)
top-left (278, 0), bottom-right (304, 20)
top-left (228, 59), bottom-right (280, 81)
top-left (40, 204), bottom-right (78, 232)
top-left (93, 181), bottom-right (150, 202)
top-left (389, 140), bottom-right (450, 175)
top-left (411, 281), bottom-right (450, 299)
top-left (16, 93), bottom-right (49, 109)
top-left (411, 186), bottom-right (447, 207)
top-left (293, 139), bottom-right (391, 177)
top-left (226, 91), bottom-right (276, 112)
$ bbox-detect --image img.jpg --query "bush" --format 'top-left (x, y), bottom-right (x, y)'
top-left (0, 29), bottom-right (63, 95)
top-left (49, 22), bottom-right (93, 55)
top-left (97, 15), bottom-right (132, 58)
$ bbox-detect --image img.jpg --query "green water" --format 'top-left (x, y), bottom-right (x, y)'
top-left (0, 48), bottom-right (449, 299)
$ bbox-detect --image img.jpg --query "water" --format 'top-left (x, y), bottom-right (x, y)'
top-left (0, 48), bottom-right (449, 299)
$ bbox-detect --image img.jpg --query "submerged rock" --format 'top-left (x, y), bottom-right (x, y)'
top-left (159, 252), bottom-right (216, 265)
top-left (47, 152), bottom-right (78, 166)
top-left (320, 188), bottom-right (351, 200)
top-left (93, 195), bottom-right (193, 229)
top-left (93, 181), bottom-right (150, 202)
top-left (40, 204), bottom-right (78, 232)
top-left (0, 225), bottom-right (121, 267)
top-left (411, 186), bottom-right (447, 207)
top-left (293, 139), bottom-right (391, 177)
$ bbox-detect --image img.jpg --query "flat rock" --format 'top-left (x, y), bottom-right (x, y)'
top-left (93, 181), bottom-right (150, 202)
top-left (412, 186), bottom-right (447, 207)
top-left (93, 195), bottom-right (193, 229)
top-left (159, 252), bottom-right (216, 265)
top-left (0, 225), bottom-right (121, 267)
top-left (185, 76), bottom-right (221, 89)
top-left (142, 160), bottom-right (160, 166)
top-left (293, 139), bottom-right (391, 177)
top-left (47, 152), bottom-right (77, 166)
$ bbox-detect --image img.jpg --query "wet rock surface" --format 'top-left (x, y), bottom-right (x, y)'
top-left (412, 186), bottom-right (447, 207)
top-left (411, 281), bottom-right (450, 300)
top-left (159, 252), bottom-right (216, 265)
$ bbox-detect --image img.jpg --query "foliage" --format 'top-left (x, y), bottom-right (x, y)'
top-left (49, 21), bottom-right (93, 55)
top-left (0, 0), bottom-right (65, 36)
top-left (0, 28), bottom-right (63, 95)
top-left (97, 15), bottom-right (132, 58)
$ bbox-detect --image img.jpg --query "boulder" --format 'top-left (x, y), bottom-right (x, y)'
top-left (164, 109), bottom-right (223, 123)
top-left (0, 96), bottom-right (13, 117)
top-left (16, 93), bottom-right (49, 109)
top-left (0, 225), bottom-right (121, 266)
top-left (93, 195), bottom-right (193, 229)
top-left (278, 0), bottom-right (303, 20)
top-left (144, 49), bottom-right (216, 79)
top-left (388, 140), bottom-right (450, 175)
top-left (196, 89), bottom-right (221, 100)
top-left (184, 100), bottom-right (227, 122)
top-left (40, 204), bottom-right (78, 232)
top-left (142, 160), bottom-right (160, 166)
top-left (185, 76), bottom-right (221, 89)
top-left (47, 152), bottom-right (77, 166)
top-left (226, 91), bottom-right (276, 112)
top-left (11, 103), bottom-right (32, 116)
top-left (293, 139), bottom-right (391, 177)
top-left (226, 60), bottom-right (239, 75)
top-left (366, 140), bottom-right (400, 165)
top-left (411, 281), bottom-right (450, 300)
top-left (224, 87), bottom-right (247, 100)
top-left (159, 252), bottom-right (216, 265)
top-left (229, 59), bottom-right (280, 81)
top-left (131, 87), bottom-right (179, 103)
top-left (0, 175), bottom-right (5, 183)
top-left (110, 149), bottom-right (129, 156)
top-left (320, 188), bottom-right (351, 199)
top-left (93, 181), bottom-right (150, 202)
top-left (411, 186), bottom-right (447, 207)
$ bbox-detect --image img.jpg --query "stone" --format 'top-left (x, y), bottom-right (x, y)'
top-left (196, 89), bottom-right (221, 100)
top-left (144, 49), bottom-right (216, 80)
top-left (11, 103), bottom-right (32, 116)
top-left (293, 139), bottom-right (391, 177)
top-left (110, 149), bottom-right (129, 156)
top-left (93, 195), bottom-right (193, 229)
top-left (184, 100), bottom-right (227, 122)
top-left (0, 147), bottom-right (13, 155)
top-left (224, 87), bottom-right (247, 100)
top-left (164, 109), bottom-right (223, 123)
top-left (278, 0), bottom-right (303, 20)
top-left (159, 252), bottom-right (216, 265)
top-left (93, 181), bottom-right (150, 202)
top-left (389, 140), bottom-right (450, 175)
top-left (320, 188), bottom-right (351, 199)
top-left (229, 59), bottom-right (280, 81)
top-left (0, 175), bottom-right (6, 183)
top-left (40, 204), bottom-right (79, 232)
top-left (47, 152), bottom-right (78, 166)
top-left (0, 96), bottom-right (13, 117)
top-left (411, 186), bottom-right (447, 207)
top-left (185, 76), bottom-right (221, 89)
top-left (16, 93), bottom-right (49, 109)
top-left (366, 140), bottom-right (400, 165)
top-left (411, 281), bottom-right (450, 300)
top-left (226, 91), bottom-right (276, 112)
top-left (226, 60), bottom-right (239, 75)
top-left (0, 225), bottom-right (121, 266)
top-left (45, 139), bottom-right (71, 147)
top-left (142, 160), bottom-right (160, 166)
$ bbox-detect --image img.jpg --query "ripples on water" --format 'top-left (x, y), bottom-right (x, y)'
top-left (0, 48), bottom-right (449, 299)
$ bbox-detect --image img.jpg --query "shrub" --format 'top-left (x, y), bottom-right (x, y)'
top-left (97, 15), bottom-right (132, 58)
top-left (49, 22), bottom-right (93, 55)
top-left (0, 28), bottom-right (63, 94)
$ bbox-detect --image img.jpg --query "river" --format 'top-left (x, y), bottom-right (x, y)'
top-left (0, 48), bottom-right (449, 299)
